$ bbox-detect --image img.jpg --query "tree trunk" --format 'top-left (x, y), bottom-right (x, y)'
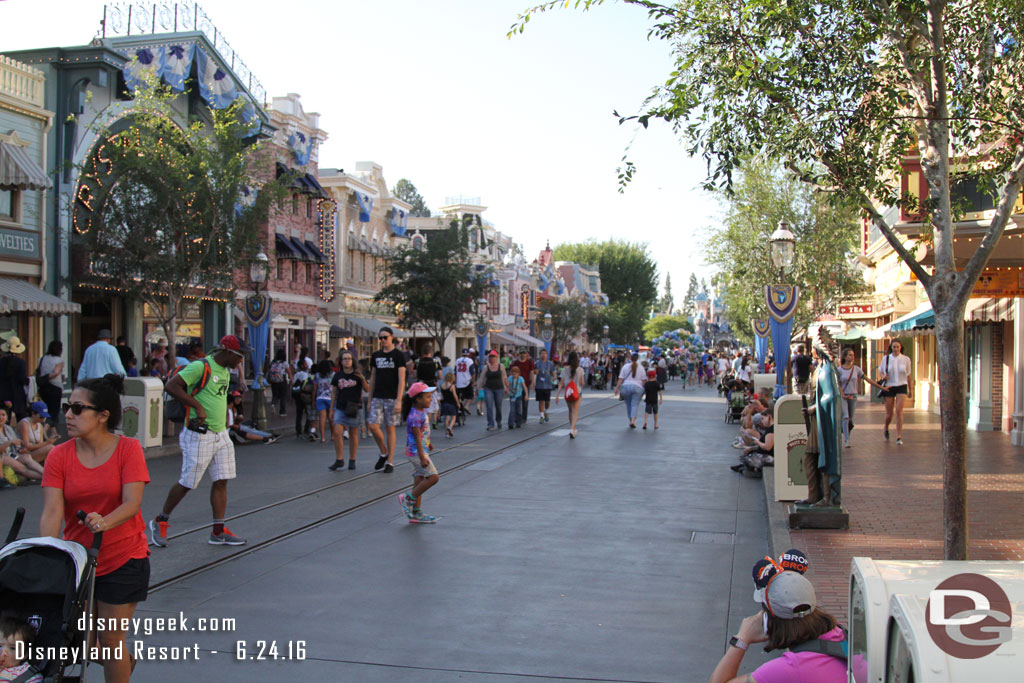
top-left (934, 304), bottom-right (968, 560)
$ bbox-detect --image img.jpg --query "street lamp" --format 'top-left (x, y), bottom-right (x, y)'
top-left (245, 250), bottom-right (272, 429)
top-left (770, 220), bottom-right (796, 279)
top-left (601, 324), bottom-right (610, 354)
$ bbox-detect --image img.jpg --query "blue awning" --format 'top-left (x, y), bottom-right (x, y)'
top-left (304, 174), bottom-right (326, 197)
top-left (289, 236), bottom-right (316, 261)
top-left (304, 240), bottom-right (328, 264)
top-left (889, 303), bottom-right (935, 332)
top-left (275, 234), bottom-right (297, 259)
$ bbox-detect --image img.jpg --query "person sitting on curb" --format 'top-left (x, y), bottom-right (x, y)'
top-left (227, 392), bottom-right (280, 445)
top-left (731, 410), bottom-right (774, 475)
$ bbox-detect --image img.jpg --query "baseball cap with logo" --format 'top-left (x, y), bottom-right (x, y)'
top-left (218, 335), bottom-right (251, 357)
top-left (763, 571), bottom-right (817, 619)
top-left (778, 548), bottom-right (809, 574)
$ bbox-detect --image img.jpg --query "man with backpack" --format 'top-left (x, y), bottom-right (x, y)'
top-left (148, 335), bottom-right (251, 548)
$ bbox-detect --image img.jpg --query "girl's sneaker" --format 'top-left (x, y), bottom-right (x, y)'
top-left (410, 511), bottom-right (436, 524)
top-left (398, 493), bottom-right (414, 518)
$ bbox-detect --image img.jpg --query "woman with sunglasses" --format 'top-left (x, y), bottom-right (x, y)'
top-left (40, 373), bottom-right (150, 682)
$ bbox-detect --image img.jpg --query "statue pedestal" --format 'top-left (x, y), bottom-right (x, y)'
top-left (787, 503), bottom-right (849, 530)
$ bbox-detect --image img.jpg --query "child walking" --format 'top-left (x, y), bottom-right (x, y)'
top-left (440, 371), bottom-right (460, 437)
top-left (507, 365), bottom-right (526, 428)
top-left (643, 369), bottom-right (663, 430)
top-left (398, 382), bottom-right (439, 523)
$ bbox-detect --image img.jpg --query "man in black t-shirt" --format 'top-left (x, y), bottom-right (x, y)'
top-left (368, 326), bottom-right (407, 473)
top-left (791, 345), bottom-right (814, 395)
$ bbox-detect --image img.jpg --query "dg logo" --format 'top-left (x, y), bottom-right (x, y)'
top-left (926, 573), bottom-right (1012, 659)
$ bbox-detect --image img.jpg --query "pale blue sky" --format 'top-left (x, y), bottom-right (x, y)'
top-left (2, 0), bottom-right (720, 303)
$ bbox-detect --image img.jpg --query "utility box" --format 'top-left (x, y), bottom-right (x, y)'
top-left (122, 377), bottom-right (164, 448)
top-left (773, 394), bottom-right (808, 501)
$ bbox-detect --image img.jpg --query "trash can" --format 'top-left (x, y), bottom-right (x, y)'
top-left (123, 377), bottom-right (164, 447)
top-left (773, 394), bottom-right (809, 501)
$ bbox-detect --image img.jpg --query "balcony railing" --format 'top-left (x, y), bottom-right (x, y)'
top-left (0, 55), bottom-right (45, 109)
top-left (100, 2), bottom-right (266, 105)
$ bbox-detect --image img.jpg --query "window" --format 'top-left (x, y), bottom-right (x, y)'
top-left (305, 263), bottom-right (312, 283)
top-left (348, 251), bottom-right (354, 279)
top-left (306, 196), bottom-right (313, 219)
top-left (277, 258), bottom-right (284, 280)
top-left (361, 253), bottom-right (366, 282)
top-left (0, 189), bottom-right (17, 221)
top-left (291, 194), bottom-right (298, 215)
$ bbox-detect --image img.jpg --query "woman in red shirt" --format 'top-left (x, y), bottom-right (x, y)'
top-left (40, 373), bottom-right (149, 682)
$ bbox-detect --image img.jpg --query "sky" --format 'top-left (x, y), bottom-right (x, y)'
top-left (1, 0), bottom-right (721, 305)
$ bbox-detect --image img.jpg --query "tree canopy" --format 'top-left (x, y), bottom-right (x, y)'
top-left (376, 221), bottom-right (487, 350)
top-left (79, 80), bottom-right (284, 354)
top-left (538, 298), bottom-right (589, 354)
top-left (552, 239), bottom-right (658, 343)
top-left (643, 314), bottom-right (693, 342)
top-left (705, 158), bottom-right (865, 342)
top-left (392, 178), bottom-right (431, 217)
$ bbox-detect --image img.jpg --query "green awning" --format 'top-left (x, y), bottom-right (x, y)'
top-left (889, 304), bottom-right (935, 332)
top-left (835, 326), bottom-right (868, 341)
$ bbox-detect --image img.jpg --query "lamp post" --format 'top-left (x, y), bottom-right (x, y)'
top-left (541, 311), bottom-right (554, 358)
top-left (246, 251), bottom-right (271, 430)
top-left (601, 324), bottom-right (610, 354)
top-left (766, 220), bottom-right (799, 398)
top-left (770, 219), bottom-right (796, 280)
top-left (474, 296), bottom-right (489, 354)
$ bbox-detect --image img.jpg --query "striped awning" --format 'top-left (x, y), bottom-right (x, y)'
top-left (965, 297), bottom-right (1016, 324)
top-left (0, 141), bottom-right (51, 191)
top-left (344, 316), bottom-right (409, 339)
top-left (0, 278), bottom-right (79, 316)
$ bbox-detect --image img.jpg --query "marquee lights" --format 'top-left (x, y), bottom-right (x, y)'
top-left (316, 197), bottom-right (337, 303)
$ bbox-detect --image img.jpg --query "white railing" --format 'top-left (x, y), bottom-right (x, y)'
top-left (0, 55), bottom-right (45, 109)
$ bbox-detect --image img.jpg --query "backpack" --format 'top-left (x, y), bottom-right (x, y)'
top-left (164, 360), bottom-right (211, 423)
top-left (267, 361), bottom-right (285, 384)
top-left (789, 626), bottom-right (849, 660)
top-left (292, 375), bottom-right (313, 403)
top-left (565, 379), bottom-right (580, 402)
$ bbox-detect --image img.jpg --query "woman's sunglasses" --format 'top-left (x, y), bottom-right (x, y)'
top-left (63, 402), bottom-right (103, 416)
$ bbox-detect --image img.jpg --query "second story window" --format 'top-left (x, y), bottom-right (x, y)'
top-left (306, 263), bottom-right (312, 283)
top-left (306, 196), bottom-right (313, 219)
top-left (0, 189), bottom-right (18, 222)
top-left (291, 194), bottom-right (299, 215)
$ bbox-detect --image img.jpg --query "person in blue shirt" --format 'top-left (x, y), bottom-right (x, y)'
top-left (77, 329), bottom-right (126, 382)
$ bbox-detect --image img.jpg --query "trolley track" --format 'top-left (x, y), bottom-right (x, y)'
top-left (149, 396), bottom-right (620, 592)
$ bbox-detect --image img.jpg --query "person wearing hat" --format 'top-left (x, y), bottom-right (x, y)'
top-left (77, 329), bottom-right (126, 383)
top-left (17, 400), bottom-right (58, 464)
top-left (710, 554), bottom-right (846, 683)
top-left (398, 382), bottom-right (440, 523)
top-left (148, 335), bottom-right (251, 548)
top-left (641, 369), bottom-right (662, 430)
top-left (0, 333), bottom-right (29, 420)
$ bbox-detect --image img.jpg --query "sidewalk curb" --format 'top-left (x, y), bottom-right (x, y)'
top-left (762, 472), bottom-right (793, 557)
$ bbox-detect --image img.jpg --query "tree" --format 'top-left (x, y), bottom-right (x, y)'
top-left (643, 314), bottom-right (694, 343)
top-left (392, 178), bottom-right (431, 217)
top-left (538, 298), bottom-right (588, 355)
top-left (705, 158), bottom-right (865, 342)
top-left (375, 221), bottom-right (487, 351)
top-left (80, 81), bottom-right (284, 357)
top-left (552, 239), bottom-right (658, 343)
top-left (658, 273), bottom-right (675, 314)
top-left (512, 0), bottom-right (1024, 560)
top-left (682, 274), bottom-right (700, 317)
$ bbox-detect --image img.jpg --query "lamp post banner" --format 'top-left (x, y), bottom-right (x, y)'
top-left (752, 319), bottom-right (770, 373)
top-left (245, 293), bottom-right (272, 389)
top-left (765, 286), bottom-right (799, 398)
top-left (541, 328), bottom-right (554, 357)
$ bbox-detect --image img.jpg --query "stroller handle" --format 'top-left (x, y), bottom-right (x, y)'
top-left (5, 507), bottom-right (25, 545)
top-left (76, 510), bottom-right (104, 553)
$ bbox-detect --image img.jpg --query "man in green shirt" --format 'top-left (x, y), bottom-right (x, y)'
top-left (148, 335), bottom-right (251, 547)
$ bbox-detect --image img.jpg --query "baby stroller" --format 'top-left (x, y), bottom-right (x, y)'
top-left (592, 366), bottom-right (607, 391)
top-left (724, 388), bottom-right (746, 424)
top-left (0, 508), bottom-right (103, 682)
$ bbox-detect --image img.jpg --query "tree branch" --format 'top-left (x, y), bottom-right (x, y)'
top-left (857, 195), bottom-right (933, 288)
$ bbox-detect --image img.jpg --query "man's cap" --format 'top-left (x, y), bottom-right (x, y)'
top-left (217, 335), bottom-right (251, 356)
top-left (379, 326), bottom-right (394, 336)
top-left (97, 328), bottom-right (113, 340)
top-left (647, 370), bottom-right (657, 378)
top-left (407, 382), bottom-right (436, 398)
top-left (462, 348), bottom-right (471, 355)
top-left (519, 348), bottom-right (528, 354)
top-left (230, 390), bottom-right (243, 398)
top-left (763, 570), bottom-right (817, 619)
top-left (488, 350), bottom-right (498, 357)
top-left (29, 401), bottom-right (50, 418)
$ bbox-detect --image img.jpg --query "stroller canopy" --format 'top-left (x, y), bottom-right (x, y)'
top-left (0, 537), bottom-right (89, 591)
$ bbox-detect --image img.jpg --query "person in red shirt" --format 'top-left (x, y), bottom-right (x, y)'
top-left (509, 349), bottom-right (535, 423)
top-left (40, 373), bottom-right (149, 682)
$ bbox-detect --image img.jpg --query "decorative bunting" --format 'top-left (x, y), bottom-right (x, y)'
top-left (751, 319), bottom-right (771, 337)
top-left (390, 207), bottom-right (408, 236)
top-left (123, 47), bottom-right (165, 92)
top-left (765, 284), bottom-right (799, 323)
top-left (162, 44), bottom-right (195, 92)
top-left (288, 131), bottom-right (313, 166)
top-left (355, 192), bottom-right (373, 223)
top-left (196, 47), bottom-right (238, 110)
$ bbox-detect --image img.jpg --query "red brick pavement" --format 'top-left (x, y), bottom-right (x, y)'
top-left (789, 401), bottom-right (1024, 624)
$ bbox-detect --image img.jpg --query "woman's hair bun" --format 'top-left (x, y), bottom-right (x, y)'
top-left (101, 373), bottom-right (125, 395)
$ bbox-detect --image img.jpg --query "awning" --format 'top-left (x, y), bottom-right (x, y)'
top-left (0, 278), bottom-right (79, 316)
top-left (0, 142), bottom-right (51, 191)
top-left (511, 329), bottom-right (546, 347)
top-left (304, 240), bottom-right (328, 264)
top-left (965, 297), bottom-right (1016, 324)
top-left (275, 233), bottom-right (298, 259)
top-left (887, 302), bottom-right (935, 332)
top-left (489, 331), bottom-right (520, 346)
top-left (344, 316), bottom-right (409, 339)
top-left (330, 324), bottom-right (351, 339)
top-left (304, 173), bottom-right (326, 197)
top-left (289, 236), bottom-right (316, 261)
top-left (835, 326), bottom-right (869, 341)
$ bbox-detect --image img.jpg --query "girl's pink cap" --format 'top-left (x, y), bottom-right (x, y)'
top-left (407, 382), bottom-right (436, 398)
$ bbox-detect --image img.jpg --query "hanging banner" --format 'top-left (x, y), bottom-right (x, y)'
top-left (541, 328), bottom-right (554, 357)
top-left (475, 321), bottom-right (489, 356)
top-left (766, 285), bottom-right (800, 398)
top-left (752, 319), bottom-right (770, 373)
top-left (244, 294), bottom-right (272, 390)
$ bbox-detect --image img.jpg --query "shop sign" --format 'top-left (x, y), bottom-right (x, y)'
top-left (971, 269), bottom-right (1024, 297)
top-left (839, 303), bottom-right (874, 316)
top-left (873, 249), bottom-right (914, 294)
top-left (0, 227), bottom-right (39, 260)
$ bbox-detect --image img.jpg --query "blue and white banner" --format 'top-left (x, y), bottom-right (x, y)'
top-left (162, 44), bottom-right (195, 92)
top-left (390, 207), bottom-right (408, 236)
top-left (237, 96), bottom-right (261, 136)
top-left (752, 319), bottom-right (770, 373)
top-left (288, 131), bottom-right (313, 166)
top-left (765, 285), bottom-right (800, 398)
top-left (244, 294), bottom-right (272, 390)
top-left (123, 46), bottom-right (166, 92)
top-left (356, 192), bottom-right (373, 223)
top-left (196, 47), bottom-right (238, 110)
